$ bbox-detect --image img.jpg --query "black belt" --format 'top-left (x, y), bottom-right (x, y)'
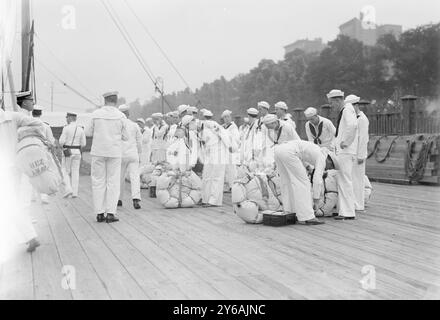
top-left (63, 145), bottom-right (81, 150)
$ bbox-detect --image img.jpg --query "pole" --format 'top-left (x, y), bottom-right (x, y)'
top-left (51, 82), bottom-right (54, 111)
top-left (7, 60), bottom-right (18, 111)
top-left (21, 0), bottom-right (31, 91)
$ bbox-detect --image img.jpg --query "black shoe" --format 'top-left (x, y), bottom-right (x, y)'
top-left (133, 199), bottom-right (141, 209)
top-left (106, 213), bottom-right (119, 223)
top-left (117, 200), bottom-right (123, 207)
top-left (96, 213), bottom-right (106, 223)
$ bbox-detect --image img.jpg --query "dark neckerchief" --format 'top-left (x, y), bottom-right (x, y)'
top-left (335, 107), bottom-right (345, 137)
top-left (309, 120), bottom-right (324, 145)
top-left (246, 122), bottom-right (255, 139)
top-left (256, 118), bottom-right (263, 131)
top-left (274, 124), bottom-right (283, 145)
top-left (223, 122), bottom-right (232, 130)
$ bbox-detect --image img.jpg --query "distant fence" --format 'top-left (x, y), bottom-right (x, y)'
top-left (291, 95), bottom-right (440, 139)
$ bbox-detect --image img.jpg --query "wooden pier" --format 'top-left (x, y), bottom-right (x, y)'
top-left (1, 177), bottom-right (440, 299)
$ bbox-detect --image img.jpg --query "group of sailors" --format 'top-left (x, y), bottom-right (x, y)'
top-left (119, 88), bottom-right (369, 226)
top-left (0, 87), bottom-right (370, 253)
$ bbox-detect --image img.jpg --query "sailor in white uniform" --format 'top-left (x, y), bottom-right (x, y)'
top-left (327, 90), bottom-right (358, 220)
top-left (85, 91), bottom-right (129, 223)
top-left (274, 101), bottom-right (299, 132)
top-left (274, 140), bottom-right (335, 225)
top-left (140, 117), bottom-right (153, 166)
top-left (352, 99), bottom-right (370, 212)
top-left (59, 112), bottom-right (87, 198)
top-left (150, 113), bottom-right (168, 164)
top-left (118, 104), bottom-right (142, 210)
top-left (304, 107), bottom-right (336, 151)
top-left (241, 107), bottom-right (259, 165)
top-left (200, 111), bottom-right (231, 206)
top-left (221, 109), bottom-right (240, 191)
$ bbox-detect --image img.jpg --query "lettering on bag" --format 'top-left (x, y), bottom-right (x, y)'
top-left (29, 158), bottom-right (48, 176)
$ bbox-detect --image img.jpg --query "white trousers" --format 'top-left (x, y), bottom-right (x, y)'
top-left (91, 156), bottom-right (122, 215)
top-left (63, 154), bottom-right (81, 197)
top-left (140, 144), bottom-right (151, 166)
top-left (274, 146), bottom-right (315, 222)
top-left (336, 154), bottom-right (356, 217)
top-left (352, 160), bottom-right (366, 210)
top-left (120, 158), bottom-right (141, 201)
top-left (224, 164), bottom-right (237, 189)
top-left (202, 163), bottom-right (226, 206)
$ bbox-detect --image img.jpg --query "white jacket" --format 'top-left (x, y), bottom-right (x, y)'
top-left (335, 103), bottom-right (358, 155)
top-left (356, 111), bottom-right (369, 160)
top-left (59, 121), bottom-right (87, 155)
top-left (85, 106), bottom-right (129, 158)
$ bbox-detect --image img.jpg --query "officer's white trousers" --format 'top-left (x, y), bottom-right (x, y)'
top-left (63, 154), bottom-right (81, 197)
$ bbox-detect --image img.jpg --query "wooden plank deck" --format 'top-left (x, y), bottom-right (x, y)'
top-left (1, 176), bottom-right (440, 300)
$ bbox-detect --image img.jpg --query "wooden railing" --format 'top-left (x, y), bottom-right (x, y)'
top-left (291, 95), bottom-right (440, 139)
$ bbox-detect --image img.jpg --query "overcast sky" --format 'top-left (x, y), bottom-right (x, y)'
top-left (8, 0), bottom-right (440, 113)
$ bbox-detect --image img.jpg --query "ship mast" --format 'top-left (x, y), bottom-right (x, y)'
top-left (21, 0), bottom-right (34, 98)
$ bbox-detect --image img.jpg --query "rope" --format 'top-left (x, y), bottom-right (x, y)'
top-left (367, 135), bottom-right (399, 163)
top-left (404, 135), bottom-right (437, 182)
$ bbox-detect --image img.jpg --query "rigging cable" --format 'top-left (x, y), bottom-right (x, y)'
top-left (100, 0), bottom-right (174, 110)
top-left (34, 32), bottom-right (101, 104)
top-left (123, 0), bottom-right (203, 106)
top-left (36, 58), bottom-right (100, 107)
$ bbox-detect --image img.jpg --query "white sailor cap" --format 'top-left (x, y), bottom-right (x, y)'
top-left (103, 91), bottom-right (118, 98)
top-left (257, 101), bottom-right (270, 109)
top-left (181, 115), bottom-right (194, 126)
top-left (177, 104), bottom-right (189, 115)
top-left (136, 118), bottom-right (145, 124)
top-left (262, 114), bottom-right (278, 125)
top-left (118, 104), bottom-right (129, 112)
top-left (326, 89), bottom-right (344, 99)
top-left (247, 108), bottom-right (259, 116)
top-left (202, 109), bottom-right (213, 117)
top-left (145, 117), bottom-right (153, 122)
top-left (151, 112), bottom-right (163, 118)
top-left (304, 107), bottom-right (318, 118)
top-left (221, 109), bottom-right (232, 118)
top-left (32, 105), bottom-right (44, 116)
top-left (243, 117), bottom-right (250, 123)
top-left (344, 94), bottom-right (360, 105)
top-left (274, 101), bottom-right (288, 110)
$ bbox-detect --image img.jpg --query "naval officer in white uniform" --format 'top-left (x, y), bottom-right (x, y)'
top-left (59, 112), bottom-right (87, 198)
top-left (86, 91), bottom-right (129, 223)
top-left (327, 89), bottom-right (358, 220)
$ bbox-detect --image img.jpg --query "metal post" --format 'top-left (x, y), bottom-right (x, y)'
top-left (401, 95), bottom-right (418, 135)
